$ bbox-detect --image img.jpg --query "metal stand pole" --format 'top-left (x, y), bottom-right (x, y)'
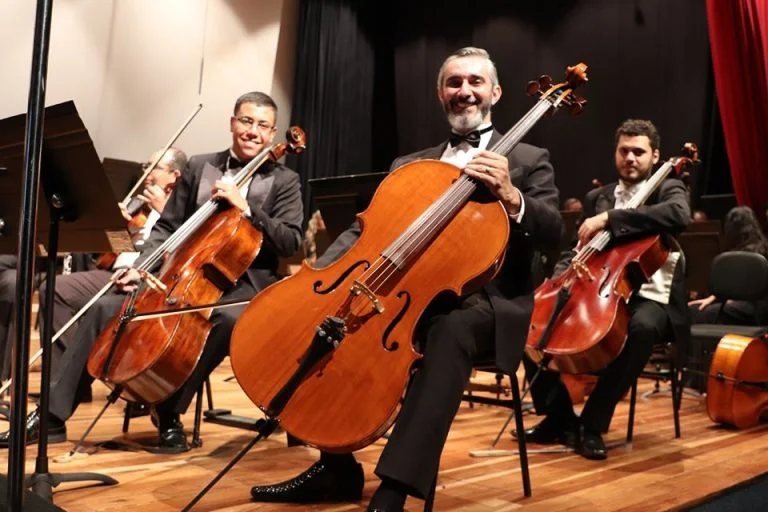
top-left (6, 0), bottom-right (54, 509)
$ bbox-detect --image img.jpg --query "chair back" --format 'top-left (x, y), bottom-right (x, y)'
top-left (709, 251), bottom-right (768, 302)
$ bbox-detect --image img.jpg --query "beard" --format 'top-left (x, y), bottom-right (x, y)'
top-left (618, 164), bottom-right (653, 184)
top-left (443, 97), bottom-right (492, 132)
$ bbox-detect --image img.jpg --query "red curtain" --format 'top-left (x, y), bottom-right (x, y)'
top-left (707, 0), bottom-right (768, 216)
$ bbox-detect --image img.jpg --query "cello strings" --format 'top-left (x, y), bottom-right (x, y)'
top-left (337, 96), bottom-right (564, 326)
top-left (367, 97), bottom-right (552, 288)
top-left (136, 145), bottom-right (277, 272)
top-left (569, 159), bottom-right (678, 271)
top-left (359, 96), bottom-right (550, 284)
top-left (358, 97), bottom-right (555, 297)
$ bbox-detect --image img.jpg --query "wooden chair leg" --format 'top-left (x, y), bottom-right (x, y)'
top-left (626, 378), bottom-right (638, 443)
top-left (511, 375), bottom-right (531, 497)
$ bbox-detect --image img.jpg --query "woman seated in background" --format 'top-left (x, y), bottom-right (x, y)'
top-left (689, 205), bottom-right (768, 325)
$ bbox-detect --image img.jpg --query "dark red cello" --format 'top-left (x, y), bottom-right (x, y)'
top-left (526, 144), bottom-right (699, 374)
top-left (86, 127), bottom-right (306, 404)
top-left (229, 64), bottom-right (588, 453)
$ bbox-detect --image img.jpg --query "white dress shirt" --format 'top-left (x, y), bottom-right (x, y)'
top-left (613, 179), bottom-right (679, 304)
top-left (112, 208), bottom-right (162, 269)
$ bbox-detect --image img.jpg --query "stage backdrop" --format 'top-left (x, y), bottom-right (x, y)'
top-left (288, 0), bottom-right (723, 217)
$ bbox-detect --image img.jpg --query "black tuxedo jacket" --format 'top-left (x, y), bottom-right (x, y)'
top-left (555, 178), bottom-right (692, 355)
top-left (135, 149), bottom-right (304, 292)
top-left (317, 131), bottom-right (562, 373)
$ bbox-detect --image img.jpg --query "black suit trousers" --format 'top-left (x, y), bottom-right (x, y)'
top-left (0, 255), bottom-right (17, 380)
top-left (38, 268), bottom-right (113, 374)
top-left (374, 292), bottom-right (496, 499)
top-left (524, 297), bottom-right (667, 433)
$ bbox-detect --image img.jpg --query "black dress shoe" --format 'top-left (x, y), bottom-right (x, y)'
top-left (577, 426), bottom-right (607, 460)
top-left (251, 459), bottom-right (364, 503)
top-left (156, 414), bottom-right (189, 453)
top-left (514, 415), bottom-right (576, 445)
top-left (158, 426), bottom-right (189, 453)
top-left (0, 409), bottom-right (67, 448)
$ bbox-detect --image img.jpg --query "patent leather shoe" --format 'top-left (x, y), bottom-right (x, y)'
top-left (0, 409), bottom-right (66, 448)
top-left (251, 459), bottom-right (364, 503)
top-left (156, 414), bottom-right (189, 453)
top-left (577, 426), bottom-right (607, 460)
top-left (513, 415), bottom-right (576, 445)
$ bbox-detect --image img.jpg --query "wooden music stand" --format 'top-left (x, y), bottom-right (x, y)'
top-left (0, 100), bottom-right (128, 505)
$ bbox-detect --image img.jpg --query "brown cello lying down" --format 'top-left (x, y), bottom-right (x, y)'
top-left (526, 144), bottom-right (699, 374)
top-left (707, 333), bottom-right (768, 429)
top-left (87, 128), bottom-right (306, 405)
top-left (229, 64), bottom-right (589, 453)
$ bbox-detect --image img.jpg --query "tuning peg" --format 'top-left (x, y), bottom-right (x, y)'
top-left (569, 102), bottom-right (584, 115)
top-left (526, 80), bottom-right (541, 96)
top-left (538, 75), bottom-right (553, 90)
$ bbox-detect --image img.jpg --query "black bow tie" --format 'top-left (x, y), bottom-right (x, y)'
top-left (449, 126), bottom-right (493, 148)
top-left (228, 156), bottom-right (247, 170)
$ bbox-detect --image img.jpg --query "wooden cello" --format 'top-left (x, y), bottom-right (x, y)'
top-left (706, 333), bottom-right (768, 428)
top-left (86, 127), bottom-right (306, 404)
top-left (525, 144), bottom-right (699, 374)
top-left (229, 64), bottom-right (588, 453)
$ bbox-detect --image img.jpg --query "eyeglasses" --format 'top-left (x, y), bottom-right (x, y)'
top-left (235, 116), bottom-right (275, 133)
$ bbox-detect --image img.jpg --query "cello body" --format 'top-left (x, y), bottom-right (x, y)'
top-left (526, 235), bottom-right (669, 373)
top-left (87, 208), bottom-right (262, 403)
top-left (707, 333), bottom-right (768, 429)
top-left (230, 160), bottom-right (509, 452)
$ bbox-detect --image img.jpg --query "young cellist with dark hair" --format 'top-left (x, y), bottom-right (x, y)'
top-left (521, 119), bottom-right (691, 460)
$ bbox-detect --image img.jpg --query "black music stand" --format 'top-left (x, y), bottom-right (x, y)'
top-left (101, 157), bottom-right (142, 202)
top-left (0, 100), bottom-right (130, 505)
top-left (308, 172), bottom-right (388, 239)
top-left (678, 230), bottom-right (722, 298)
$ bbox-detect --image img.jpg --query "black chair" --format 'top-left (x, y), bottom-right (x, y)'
top-left (122, 378), bottom-right (213, 449)
top-left (687, 251), bottom-right (768, 391)
top-left (630, 340), bottom-right (683, 441)
top-left (462, 364), bottom-right (531, 481)
top-left (431, 363), bottom-right (531, 509)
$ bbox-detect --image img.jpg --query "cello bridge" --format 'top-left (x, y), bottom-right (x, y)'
top-left (351, 280), bottom-right (385, 314)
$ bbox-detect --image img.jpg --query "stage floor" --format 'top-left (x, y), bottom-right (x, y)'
top-left (1, 361), bottom-right (767, 511)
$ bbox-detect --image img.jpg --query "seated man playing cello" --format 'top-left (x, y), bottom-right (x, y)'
top-left (0, 91), bottom-right (304, 453)
top-left (248, 46), bottom-right (563, 511)
top-left (521, 119), bottom-right (691, 460)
